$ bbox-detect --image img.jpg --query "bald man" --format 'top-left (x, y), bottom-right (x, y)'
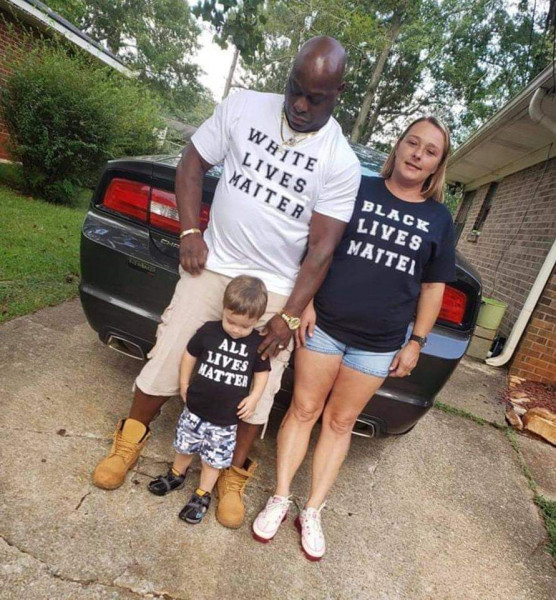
top-left (92, 36), bottom-right (361, 528)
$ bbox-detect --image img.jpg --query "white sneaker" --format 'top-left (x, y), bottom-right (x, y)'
top-left (252, 495), bottom-right (291, 543)
top-left (295, 504), bottom-right (326, 561)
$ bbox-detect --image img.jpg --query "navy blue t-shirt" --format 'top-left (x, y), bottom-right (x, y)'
top-left (315, 176), bottom-right (456, 352)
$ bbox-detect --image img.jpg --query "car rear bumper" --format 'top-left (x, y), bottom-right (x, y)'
top-left (81, 209), bottom-right (473, 437)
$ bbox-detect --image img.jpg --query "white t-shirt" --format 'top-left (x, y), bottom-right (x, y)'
top-left (191, 90), bottom-right (361, 295)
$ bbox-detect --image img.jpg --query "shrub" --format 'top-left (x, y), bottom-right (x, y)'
top-left (0, 41), bottom-right (163, 204)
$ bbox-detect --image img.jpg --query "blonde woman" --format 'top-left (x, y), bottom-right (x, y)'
top-left (253, 117), bottom-right (456, 560)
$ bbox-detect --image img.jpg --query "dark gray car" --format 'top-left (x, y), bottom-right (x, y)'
top-left (79, 146), bottom-right (482, 437)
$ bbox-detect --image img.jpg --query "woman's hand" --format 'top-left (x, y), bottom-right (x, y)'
top-left (295, 300), bottom-right (316, 348)
top-left (389, 341), bottom-right (421, 377)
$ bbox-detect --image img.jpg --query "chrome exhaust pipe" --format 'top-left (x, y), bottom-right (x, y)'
top-left (352, 418), bottom-right (376, 438)
top-left (106, 334), bottom-right (145, 360)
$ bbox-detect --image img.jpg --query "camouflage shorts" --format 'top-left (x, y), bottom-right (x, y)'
top-left (173, 407), bottom-right (237, 469)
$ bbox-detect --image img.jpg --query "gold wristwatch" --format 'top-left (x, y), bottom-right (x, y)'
top-left (279, 311), bottom-right (301, 331)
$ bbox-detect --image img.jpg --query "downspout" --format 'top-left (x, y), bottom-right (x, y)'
top-left (528, 87), bottom-right (556, 135)
top-left (486, 239), bottom-right (556, 366)
top-left (486, 86), bottom-right (556, 367)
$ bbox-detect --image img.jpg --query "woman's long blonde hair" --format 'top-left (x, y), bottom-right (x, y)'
top-left (380, 117), bottom-right (451, 203)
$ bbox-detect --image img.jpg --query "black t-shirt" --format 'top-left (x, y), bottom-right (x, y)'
top-left (315, 176), bottom-right (456, 352)
top-left (185, 321), bottom-right (271, 426)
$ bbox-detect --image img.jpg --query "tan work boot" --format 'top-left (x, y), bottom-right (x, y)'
top-left (92, 419), bottom-right (150, 490)
top-left (216, 459), bottom-right (258, 528)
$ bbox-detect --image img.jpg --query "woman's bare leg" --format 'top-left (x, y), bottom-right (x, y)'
top-left (275, 348), bottom-right (342, 497)
top-left (306, 365), bottom-right (385, 509)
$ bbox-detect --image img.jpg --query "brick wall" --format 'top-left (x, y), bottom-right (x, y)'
top-left (456, 157), bottom-right (556, 339)
top-left (510, 268), bottom-right (556, 384)
top-left (0, 11), bottom-right (37, 160)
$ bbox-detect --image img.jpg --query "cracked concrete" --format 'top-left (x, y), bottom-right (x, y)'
top-left (1, 299), bottom-right (555, 600)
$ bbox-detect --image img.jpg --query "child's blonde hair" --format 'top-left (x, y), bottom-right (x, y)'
top-left (223, 275), bottom-right (268, 320)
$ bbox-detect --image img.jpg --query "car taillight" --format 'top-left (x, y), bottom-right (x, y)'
top-left (199, 203), bottom-right (210, 231)
top-left (438, 285), bottom-right (467, 326)
top-left (149, 188), bottom-right (211, 234)
top-left (150, 188), bottom-right (180, 234)
top-left (102, 178), bottom-right (149, 222)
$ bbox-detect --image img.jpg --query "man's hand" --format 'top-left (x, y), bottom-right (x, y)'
top-left (389, 341), bottom-right (420, 378)
top-left (237, 394), bottom-right (260, 421)
top-left (179, 233), bottom-right (208, 276)
top-left (295, 300), bottom-right (316, 348)
top-left (258, 314), bottom-right (292, 360)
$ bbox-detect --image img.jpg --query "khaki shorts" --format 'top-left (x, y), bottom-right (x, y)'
top-left (134, 268), bottom-right (292, 425)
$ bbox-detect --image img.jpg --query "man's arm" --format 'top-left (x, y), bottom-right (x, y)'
top-left (258, 212), bottom-right (347, 359)
top-left (175, 143), bottom-right (214, 275)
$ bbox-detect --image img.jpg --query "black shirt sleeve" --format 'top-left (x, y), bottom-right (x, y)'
top-left (421, 212), bottom-right (456, 283)
top-left (253, 353), bottom-right (271, 373)
top-left (186, 325), bottom-right (206, 357)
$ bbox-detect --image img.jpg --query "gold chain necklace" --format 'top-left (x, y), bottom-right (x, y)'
top-left (279, 107), bottom-right (317, 152)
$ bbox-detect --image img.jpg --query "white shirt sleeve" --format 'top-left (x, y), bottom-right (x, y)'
top-left (190, 91), bottom-right (248, 166)
top-left (314, 146), bottom-right (361, 223)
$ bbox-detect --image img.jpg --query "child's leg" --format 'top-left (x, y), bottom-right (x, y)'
top-left (199, 461), bottom-right (221, 493)
top-left (148, 452), bottom-right (193, 496)
top-left (172, 452), bottom-right (194, 476)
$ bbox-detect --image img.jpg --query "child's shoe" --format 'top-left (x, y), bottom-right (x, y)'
top-left (294, 504), bottom-right (326, 561)
top-left (148, 468), bottom-right (187, 496)
top-left (179, 489), bottom-right (211, 524)
top-left (252, 495), bottom-right (291, 543)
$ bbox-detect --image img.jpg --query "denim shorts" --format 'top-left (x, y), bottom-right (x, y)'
top-left (304, 325), bottom-right (397, 378)
top-left (174, 407), bottom-right (237, 469)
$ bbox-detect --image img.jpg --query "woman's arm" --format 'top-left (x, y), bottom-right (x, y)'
top-left (389, 282), bottom-right (445, 378)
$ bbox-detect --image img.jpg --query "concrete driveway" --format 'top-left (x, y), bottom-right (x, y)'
top-left (1, 300), bottom-right (555, 600)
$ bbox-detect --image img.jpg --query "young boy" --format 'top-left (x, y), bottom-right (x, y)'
top-left (148, 275), bottom-right (270, 524)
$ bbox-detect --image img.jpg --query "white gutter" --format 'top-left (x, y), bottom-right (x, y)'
top-left (528, 88), bottom-right (556, 136)
top-left (449, 63), bottom-right (555, 168)
top-left (487, 237), bottom-right (556, 367)
top-left (4, 0), bottom-right (133, 76)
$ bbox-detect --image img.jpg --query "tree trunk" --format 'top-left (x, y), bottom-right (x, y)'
top-left (350, 11), bottom-right (403, 143)
top-left (363, 101), bottom-right (383, 144)
top-left (223, 46), bottom-right (240, 99)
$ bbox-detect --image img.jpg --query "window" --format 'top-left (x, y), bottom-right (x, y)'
top-left (468, 182), bottom-right (498, 242)
top-left (454, 190), bottom-right (475, 242)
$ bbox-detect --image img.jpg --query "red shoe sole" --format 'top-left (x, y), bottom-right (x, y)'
top-left (252, 513), bottom-right (288, 544)
top-left (294, 517), bottom-right (323, 562)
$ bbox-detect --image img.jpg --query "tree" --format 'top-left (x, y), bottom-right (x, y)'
top-left (242, 0), bottom-right (552, 147)
top-left (46, 0), bottom-right (209, 119)
top-left (193, 0), bottom-right (267, 98)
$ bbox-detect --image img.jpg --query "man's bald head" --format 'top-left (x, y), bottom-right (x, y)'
top-left (294, 36), bottom-right (347, 87)
top-left (284, 36), bottom-right (347, 133)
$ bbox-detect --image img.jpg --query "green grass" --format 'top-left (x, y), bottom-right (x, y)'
top-left (434, 401), bottom-right (487, 426)
top-left (535, 496), bottom-right (556, 558)
top-left (0, 184), bottom-right (90, 323)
